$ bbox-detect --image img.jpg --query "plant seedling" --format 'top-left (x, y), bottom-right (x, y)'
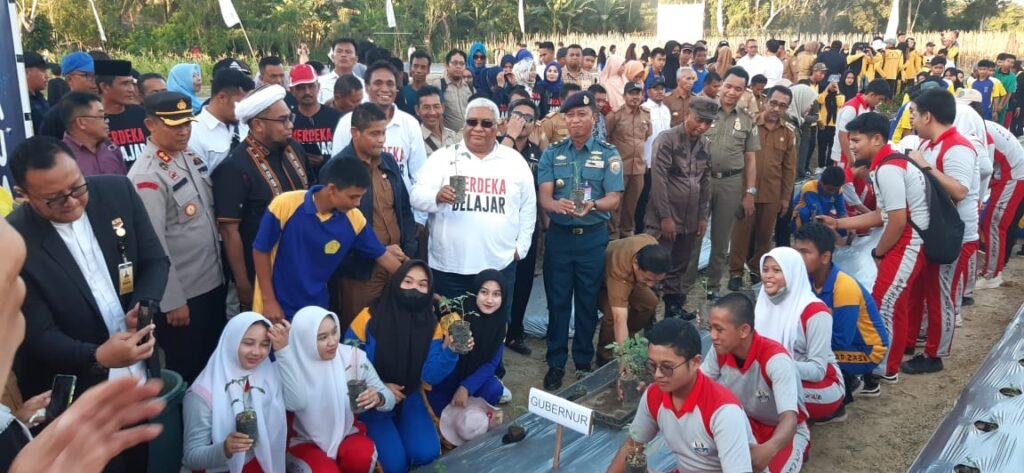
top-left (226, 375), bottom-right (265, 445)
top-left (343, 339), bottom-right (371, 414)
top-left (605, 333), bottom-right (649, 404)
top-left (624, 424), bottom-right (648, 473)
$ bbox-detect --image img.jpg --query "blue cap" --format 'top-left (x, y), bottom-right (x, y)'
top-left (61, 52), bottom-right (94, 75)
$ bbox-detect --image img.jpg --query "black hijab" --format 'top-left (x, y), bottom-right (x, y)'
top-left (455, 269), bottom-right (509, 379)
top-left (663, 40), bottom-right (681, 90)
top-left (369, 260), bottom-right (437, 395)
top-left (839, 71), bottom-right (859, 100)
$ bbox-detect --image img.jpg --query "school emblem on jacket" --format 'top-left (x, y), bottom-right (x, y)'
top-left (183, 202), bottom-right (198, 217)
top-left (324, 240), bottom-right (341, 255)
top-left (692, 440), bottom-right (710, 455)
top-left (756, 389), bottom-right (771, 402)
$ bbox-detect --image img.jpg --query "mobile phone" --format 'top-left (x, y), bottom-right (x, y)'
top-left (45, 374), bottom-right (77, 420)
top-left (137, 300), bottom-right (155, 344)
top-left (904, 148), bottom-right (913, 155)
top-left (828, 74), bottom-right (840, 83)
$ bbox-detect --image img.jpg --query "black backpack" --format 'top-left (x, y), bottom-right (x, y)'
top-left (878, 154), bottom-right (965, 264)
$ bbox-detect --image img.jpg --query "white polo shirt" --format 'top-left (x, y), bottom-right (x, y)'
top-left (631, 372), bottom-right (754, 473)
top-left (642, 99), bottom-right (672, 169)
top-left (985, 121), bottom-right (1024, 182)
top-left (871, 145), bottom-right (931, 246)
top-left (188, 108), bottom-right (249, 171)
top-left (919, 127), bottom-right (979, 242)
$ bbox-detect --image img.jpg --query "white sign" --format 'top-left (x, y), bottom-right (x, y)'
top-left (656, 3), bottom-right (705, 44)
top-left (527, 388), bottom-right (594, 436)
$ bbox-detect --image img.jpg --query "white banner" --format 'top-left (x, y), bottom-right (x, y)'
top-left (518, 0), bottom-right (525, 34)
top-left (884, 0), bottom-right (899, 40)
top-left (386, 0), bottom-right (397, 28)
top-left (527, 388), bottom-right (594, 436)
top-left (657, 3), bottom-right (705, 44)
top-left (219, 0), bottom-right (241, 28)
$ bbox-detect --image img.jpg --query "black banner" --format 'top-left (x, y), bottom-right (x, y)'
top-left (0, 2), bottom-right (32, 194)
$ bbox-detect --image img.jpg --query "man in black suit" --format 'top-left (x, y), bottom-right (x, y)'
top-left (6, 136), bottom-right (169, 472)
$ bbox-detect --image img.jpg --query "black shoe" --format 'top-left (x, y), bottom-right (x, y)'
top-left (962, 297), bottom-right (975, 306)
top-left (680, 310), bottom-right (698, 321)
top-left (904, 347), bottom-right (916, 356)
top-left (706, 290), bottom-right (720, 301)
top-left (901, 354), bottom-right (944, 374)
top-left (859, 375), bottom-right (881, 397)
top-left (663, 295), bottom-right (684, 318)
top-left (543, 367), bottom-right (565, 391)
top-left (749, 274), bottom-right (761, 285)
top-left (814, 405), bottom-right (848, 425)
top-left (727, 276), bottom-right (743, 291)
top-left (506, 338), bottom-right (532, 356)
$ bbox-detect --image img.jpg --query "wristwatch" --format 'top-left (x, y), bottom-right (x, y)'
top-left (745, 186), bottom-right (758, 196)
top-left (871, 248), bottom-right (885, 260)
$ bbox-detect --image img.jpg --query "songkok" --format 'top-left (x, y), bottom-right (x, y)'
top-left (235, 84), bottom-right (287, 123)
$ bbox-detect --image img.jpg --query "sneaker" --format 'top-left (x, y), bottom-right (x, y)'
top-left (814, 405), bottom-right (848, 425)
top-left (506, 338), bottom-right (532, 356)
top-left (879, 373), bottom-right (899, 385)
top-left (974, 274), bottom-right (1003, 289)
top-left (955, 312), bottom-right (963, 327)
top-left (901, 354), bottom-right (944, 374)
top-left (847, 376), bottom-right (863, 395)
top-left (727, 276), bottom-right (743, 291)
top-left (500, 386), bottom-right (513, 404)
top-left (814, 167), bottom-right (825, 174)
top-left (749, 274), bottom-right (761, 285)
top-left (543, 367), bottom-right (565, 391)
top-left (859, 376), bottom-right (882, 397)
top-left (961, 297), bottom-right (974, 307)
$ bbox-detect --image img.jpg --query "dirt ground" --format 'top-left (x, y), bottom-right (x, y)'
top-left (498, 253), bottom-right (1024, 473)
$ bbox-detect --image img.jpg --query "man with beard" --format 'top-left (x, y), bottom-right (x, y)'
top-left (289, 64), bottom-right (342, 175)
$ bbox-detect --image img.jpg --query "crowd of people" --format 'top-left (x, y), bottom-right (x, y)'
top-left (2, 29), bottom-right (1023, 473)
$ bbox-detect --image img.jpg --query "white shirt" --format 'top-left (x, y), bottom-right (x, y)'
top-left (872, 159), bottom-right (930, 246)
top-left (954, 102), bottom-right (992, 199)
top-left (642, 99), bottom-right (672, 168)
top-left (317, 71), bottom-right (365, 105)
top-left (410, 141), bottom-right (537, 275)
top-left (831, 101), bottom-right (871, 163)
top-left (188, 108), bottom-right (249, 171)
top-left (51, 213), bottom-right (144, 381)
top-left (736, 54), bottom-right (767, 79)
top-left (919, 128), bottom-right (980, 242)
top-left (762, 56), bottom-right (785, 87)
top-left (986, 120), bottom-right (1024, 181)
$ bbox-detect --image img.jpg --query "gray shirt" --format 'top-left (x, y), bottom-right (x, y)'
top-left (182, 391), bottom-right (254, 471)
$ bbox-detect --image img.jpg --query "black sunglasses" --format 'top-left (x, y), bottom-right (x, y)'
top-left (465, 119), bottom-right (495, 129)
top-left (511, 111), bottom-right (535, 123)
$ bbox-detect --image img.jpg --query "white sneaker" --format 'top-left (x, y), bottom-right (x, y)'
top-left (500, 386), bottom-right (512, 404)
top-left (814, 167), bottom-right (824, 174)
top-left (974, 274), bottom-right (1003, 289)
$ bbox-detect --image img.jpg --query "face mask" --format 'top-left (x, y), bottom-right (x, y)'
top-left (397, 288), bottom-right (431, 309)
top-left (767, 285), bottom-right (790, 304)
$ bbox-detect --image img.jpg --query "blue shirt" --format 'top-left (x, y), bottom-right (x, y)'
top-left (252, 186), bottom-right (387, 318)
top-left (538, 136), bottom-right (625, 226)
top-left (791, 179), bottom-right (848, 235)
top-left (692, 66), bottom-right (710, 94)
top-left (811, 265), bottom-right (889, 374)
top-left (972, 78), bottom-right (999, 120)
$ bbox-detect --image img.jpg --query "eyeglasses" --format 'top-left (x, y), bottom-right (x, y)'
top-left (645, 358), bottom-right (689, 377)
top-left (767, 100), bottom-right (789, 109)
top-left (465, 119), bottom-right (495, 129)
top-left (37, 182), bottom-right (89, 208)
top-left (511, 111), bottom-right (535, 123)
top-left (69, 71), bottom-right (95, 81)
top-left (256, 113), bottom-right (295, 124)
top-left (449, 60), bottom-right (466, 67)
top-left (78, 115), bottom-right (109, 123)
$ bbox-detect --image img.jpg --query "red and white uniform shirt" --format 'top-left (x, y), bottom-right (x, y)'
top-left (870, 144), bottom-right (930, 246)
top-left (985, 121), bottom-right (1024, 182)
top-left (919, 127), bottom-right (979, 242)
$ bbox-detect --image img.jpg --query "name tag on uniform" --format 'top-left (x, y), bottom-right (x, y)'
top-left (584, 159), bottom-right (604, 168)
top-left (118, 262), bottom-right (134, 295)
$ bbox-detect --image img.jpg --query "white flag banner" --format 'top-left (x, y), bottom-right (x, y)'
top-left (884, 0), bottom-right (899, 40)
top-left (219, 0), bottom-right (241, 28)
top-left (386, 0), bottom-right (397, 28)
top-left (87, 0), bottom-right (106, 42)
top-left (518, 0), bottom-right (525, 33)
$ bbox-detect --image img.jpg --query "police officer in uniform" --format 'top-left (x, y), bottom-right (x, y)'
top-left (128, 92), bottom-right (226, 382)
top-left (537, 91), bottom-right (625, 390)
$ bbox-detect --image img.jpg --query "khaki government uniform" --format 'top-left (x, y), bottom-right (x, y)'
top-left (597, 234), bottom-right (660, 363)
top-left (679, 105), bottom-right (760, 294)
top-left (540, 111), bottom-right (569, 145)
top-left (664, 89), bottom-right (692, 128)
top-left (643, 120), bottom-right (712, 299)
top-left (728, 117), bottom-right (797, 279)
top-left (605, 105), bottom-right (652, 239)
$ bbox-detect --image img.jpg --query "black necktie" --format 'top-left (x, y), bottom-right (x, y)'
top-left (230, 124), bottom-right (240, 149)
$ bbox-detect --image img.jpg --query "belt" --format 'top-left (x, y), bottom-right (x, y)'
top-left (549, 222), bottom-right (604, 236)
top-left (711, 168), bottom-right (744, 179)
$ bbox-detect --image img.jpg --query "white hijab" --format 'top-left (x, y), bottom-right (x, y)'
top-left (787, 84), bottom-right (818, 126)
top-left (189, 312), bottom-right (286, 473)
top-left (754, 247), bottom-right (824, 354)
top-left (288, 306), bottom-right (353, 459)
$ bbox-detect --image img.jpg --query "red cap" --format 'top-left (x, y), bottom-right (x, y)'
top-left (289, 64), bottom-right (317, 86)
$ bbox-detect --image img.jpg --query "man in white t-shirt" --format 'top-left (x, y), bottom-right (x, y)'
top-left (820, 112), bottom-right (930, 384)
top-left (607, 318), bottom-right (754, 473)
top-left (977, 120), bottom-right (1024, 287)
top-left (736, 39), bottom-right (766, 79)
top-left (831, 79), bottom-right (891, 167)
top-left (410, 98), bottom-right (536, 311)
top-left (762, 40), bottom-right (785, 87)
top-left (702, 294), bottom-right (807, 473)
top-left (903, 89), bottom-right (976, 374)
top-left (318, 38), bottom-right (364, 105)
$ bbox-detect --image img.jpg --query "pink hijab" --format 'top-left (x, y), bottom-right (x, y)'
top-left (600, 55), bottom-right (627, 111)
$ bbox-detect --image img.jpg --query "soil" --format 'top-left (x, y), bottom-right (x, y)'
top-left (498, 255), bottom-right (1024, 472)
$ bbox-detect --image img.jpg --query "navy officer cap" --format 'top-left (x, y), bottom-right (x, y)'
top-left (561, 91), bottom-right (596, 113)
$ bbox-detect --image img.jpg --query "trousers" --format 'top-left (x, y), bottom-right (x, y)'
top-left (158, 284), bottom-right (227, 383)
top-left (728, 202), bottom-right (782, 278)
top-left (681, 173), bottom-right (744, 292)
top-left (873, 240), bottom-right (927, 376)
top-left (907, 241), bottom-right (975, 359)
top-left (286, 425), bottom-right (377, 473)
top-left (610, 173), bottom-right (645, 239)
top-left (648, 229), bottom-right (700, 299)
top-left (749, 419), bottom-right (809, 473)
top-left (337, 264), bottom-right (390, 332)
top-left (596, 285), bottom-right (659, 364)
top-left (426, 374), bottom-right (504, 415)
top-left (361, 390), bottom-right (441, 473)
top-left (981, 179), bottom-right (1024, 278)
top-left (509, 230), bottom-right (540, 342)
top-left (802, 364), bottom-right (845, 421)
top-left (544, 224), bottom-right (608, 370)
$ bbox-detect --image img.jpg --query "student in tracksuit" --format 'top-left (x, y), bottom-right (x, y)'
top-left (793, 222), bottom-right (890, 400)
top-left (903, 88), bottom-right (977, 374)
top-left (819, 112), bottom-right (930, 384)
top-left (977, 120), bottom-right (1024, 288)
top-left (702, 293), bottom-right (807, 473)
top-left (346, 261), bottom-right (458, 473)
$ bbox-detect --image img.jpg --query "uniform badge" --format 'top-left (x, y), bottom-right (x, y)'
top-left (193, 156), bottom-right (204, 166)
top-left (555, 178), bottom-right (566, 189)
top-left (159, 162), bottom-right (170, 170)
top-left (157, 150), bottom-right (172, 163)
top-left (733, 119), bottom-right (742, 131)
top-left (111, 218), bottom-right (127, 237)
top-left (692, 441), bottom-right (710, 455)
top-left (756, 389), bottom-right (771, 402)
top-left (177, 99), bottom-right (188, 111)
top-left (324, 240), bottom-right (341, 255)
top-left (555, 155), bottom-right (568, 161)
top-left (183, 202), bottom-right (198, 217)
top-left (609, 159), bottom-right (622, 175)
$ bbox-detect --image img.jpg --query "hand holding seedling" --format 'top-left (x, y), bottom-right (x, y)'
top-left (223, 432), bottom-right (254, 456)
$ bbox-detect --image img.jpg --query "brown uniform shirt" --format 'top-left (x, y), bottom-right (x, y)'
top-left (664, 89), bottom-right (692, 128)
top-left (754, 116), bottom-right (798, 205)
top-left (359, 154), bottom-right (401, 246)
top-left (563, 68), bottom-right (599, 89)
top-left (605, 105), bottom-right (652, 175)
top-left (645, 121), bottom-right (712, 233)
top-left (706, 106), bottom-right (760, 173)
top-left (540, 112), bottom-right (569, 145)
top-left (604, 234), bottom-right (659, 308)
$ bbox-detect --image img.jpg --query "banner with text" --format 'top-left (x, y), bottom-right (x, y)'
top-left (0, 2), bottom-right (33, 195)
